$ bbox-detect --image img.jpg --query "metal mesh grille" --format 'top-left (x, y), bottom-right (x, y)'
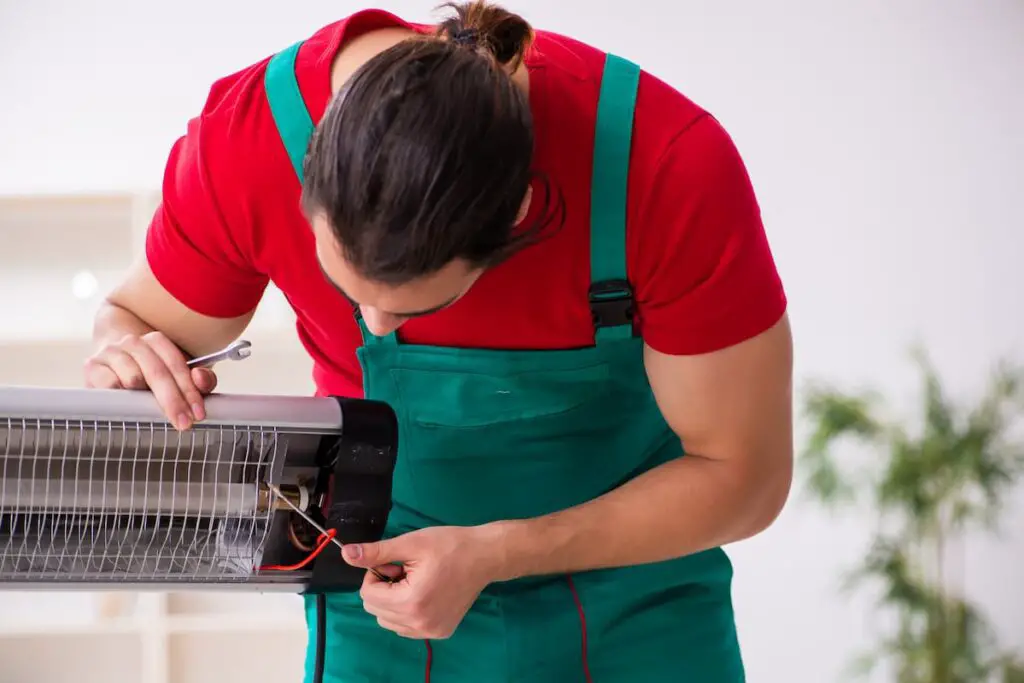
top-left (0, 417), bottom-right (284, 584)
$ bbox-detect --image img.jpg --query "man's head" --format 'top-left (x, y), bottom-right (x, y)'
top-left (302, 1), bottom-right (560, 336)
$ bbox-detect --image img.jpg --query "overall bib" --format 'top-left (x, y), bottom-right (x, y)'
top-left (265, 41), bottom-right (745, 683)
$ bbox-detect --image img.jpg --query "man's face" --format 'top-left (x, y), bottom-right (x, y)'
top-left (311, 214), bottom-right (483, 337)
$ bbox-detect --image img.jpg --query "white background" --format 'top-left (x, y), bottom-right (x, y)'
top-left (0, 0), bottom-right (1022, 681)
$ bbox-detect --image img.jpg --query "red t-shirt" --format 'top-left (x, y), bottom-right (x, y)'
top-left (146, 8), bottom-right (787, 399)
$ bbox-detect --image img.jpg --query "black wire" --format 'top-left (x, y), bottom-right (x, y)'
top-left (313, 593), bottom-right (327, 683)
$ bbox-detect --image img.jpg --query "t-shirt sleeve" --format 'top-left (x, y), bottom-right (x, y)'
top-left (632, 113), bottom-right (787, 356)
top-left (145, 114), bottom-right (269, 319)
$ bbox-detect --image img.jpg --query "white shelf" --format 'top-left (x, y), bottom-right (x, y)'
top-left (0, 614), bottom-right (306, 638)
top-left (168, 628), bottom-right (308, 683)
top-left (0, 589), bottom-right (309, 683)
top-left (166, 614), bottom-right (307, 634)
top-left (0, 618), bottom-right (144, 637)
top-left (0, 631), bottom-right (145, 683)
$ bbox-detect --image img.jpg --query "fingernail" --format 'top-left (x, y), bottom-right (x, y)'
top-left (191, 403), bottom-right (205, 421)
top-left (176, 414), bottom-right (192, 431)
top-left (343, 545), bottom-right (362, 560)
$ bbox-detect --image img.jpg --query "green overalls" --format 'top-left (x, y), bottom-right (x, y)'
top-left (265, 41), bottom-right (745, 683)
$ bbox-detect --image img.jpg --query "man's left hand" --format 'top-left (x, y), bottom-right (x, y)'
top-left (341, 524), bottom-right (504, 640)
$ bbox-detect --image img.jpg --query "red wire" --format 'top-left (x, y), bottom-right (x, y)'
top-left (258, 529), bottom-right (338, 572)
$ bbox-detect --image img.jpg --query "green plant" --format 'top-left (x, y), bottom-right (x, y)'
top-left (799, 346), bottom-right (1024, 682)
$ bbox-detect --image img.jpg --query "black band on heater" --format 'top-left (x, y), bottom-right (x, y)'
top-left (306, 397), bottom-right (400, 593)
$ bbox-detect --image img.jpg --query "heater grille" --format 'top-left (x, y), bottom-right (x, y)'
top-left (0, 416), bottom-right (284, 585)
top-left (0, 385), bottom-right (398, 593)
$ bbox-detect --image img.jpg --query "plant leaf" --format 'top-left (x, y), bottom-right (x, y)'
top-left (799, 383), bottom-right (885, 507)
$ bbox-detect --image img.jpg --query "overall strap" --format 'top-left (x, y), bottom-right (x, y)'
top-left (589, 53), bottom-right (641, 344)
top-left (265, 41), bottom-right (315, 182)
top-left (264, 41), bottom-right (392, 347)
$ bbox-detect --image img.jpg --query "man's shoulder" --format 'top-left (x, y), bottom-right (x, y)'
top-left (187, 28), bottom-right (333, 168)
top-left (530, 28), bottom-right (709, 176)
top-left (189, 9), bottom-right (420, 197)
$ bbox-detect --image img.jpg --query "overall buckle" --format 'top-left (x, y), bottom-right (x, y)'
top-left (589, 279), bottom-right (636, 329)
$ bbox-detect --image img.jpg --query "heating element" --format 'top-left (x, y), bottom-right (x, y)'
top-left (0, 385), bottom-right (398, 593)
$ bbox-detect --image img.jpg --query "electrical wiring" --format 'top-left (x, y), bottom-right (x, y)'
top-left (258, 529), bottom-right (338, 572)
top-left (288, 516), bottom-right (316, 553)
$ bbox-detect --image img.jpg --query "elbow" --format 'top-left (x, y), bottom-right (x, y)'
top-left (752, 447), bottom-right (794, 534)
top-left (91, 298), bottom-right (157, 350)
top-left (91, 298), bottom-right (128, 342)
top-left (755, 472), bottom-right (792, 534)
top-left (736, 444), bottom-right (793, 539)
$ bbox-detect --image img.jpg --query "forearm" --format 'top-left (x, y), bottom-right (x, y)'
top-left (487, 451), bottom-right (791, 582)
top-left (91, 298), bottom-right (237, 359)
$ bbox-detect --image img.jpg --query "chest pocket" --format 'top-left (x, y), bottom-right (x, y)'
top-left (391, 363), bottom-right (612, 430)
top-left (385, 360), bottom-right (651, 526)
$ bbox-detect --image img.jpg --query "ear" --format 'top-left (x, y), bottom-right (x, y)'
top-left (514, 184), bottom-right (533, 225)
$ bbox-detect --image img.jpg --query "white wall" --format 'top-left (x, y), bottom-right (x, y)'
top-left (1, 1), bottom-right (1023, 681)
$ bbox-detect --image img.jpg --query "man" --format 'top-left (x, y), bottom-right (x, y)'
top-left (85, 2), bottom-right (793, 681)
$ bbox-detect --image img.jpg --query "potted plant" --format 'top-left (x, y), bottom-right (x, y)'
top-left (799, 346), bottom-right (1024, 682)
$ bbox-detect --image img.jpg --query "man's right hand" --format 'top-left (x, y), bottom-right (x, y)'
top-left (84, 330), bottom-right (218, 431)
top-left (86, 256), bottom-right (257, 430)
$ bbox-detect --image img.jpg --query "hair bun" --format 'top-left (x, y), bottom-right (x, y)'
top-left (437, 1), bottom-right (535, 69)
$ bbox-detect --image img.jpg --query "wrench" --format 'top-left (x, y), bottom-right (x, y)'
top-left (186, 339), bottom-right (252, 369)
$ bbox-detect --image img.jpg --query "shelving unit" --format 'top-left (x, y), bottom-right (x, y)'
top-left (0, 191), bottom-right (316, 394)
top-left (0, 191), bottom-right (308, 349)
top-left (0, 591), bottom-right (310, 683)
top-left (0, 191), bottom-right (321, 683)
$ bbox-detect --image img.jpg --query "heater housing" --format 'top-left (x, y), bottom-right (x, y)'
top-left (0, 385), bottom-right (399, 593)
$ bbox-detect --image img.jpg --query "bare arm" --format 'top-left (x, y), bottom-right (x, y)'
top-left (86, 256), bottom-right (258, 429)
top-left (95, 255), bottom-right (253, 354)
top-left (488, 313), bottom-right (794, 579)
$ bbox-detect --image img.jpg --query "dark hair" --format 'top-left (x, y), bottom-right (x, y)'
top-left (301, 1), bottom-right (563, 284)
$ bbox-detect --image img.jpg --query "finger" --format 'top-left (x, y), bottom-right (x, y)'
top-left (369, 564), bottom-right (405, 583)
top-left (360, 570), bottom-right (409, 609)
top-left (344, 537), bottom-right (410, 568)
top-left (83, 359), bottom-right (124, 389)
top-left (360, 600), bottom-right (409, 625)
top-left (190, 367), bottom-right (218, 395)
top-left (92, 347), bottom-right (148, 390)
top-left (119, 336), bottom-right (194, 430)
top-left (144, 332), bottom-right (207, 421)
top-left (375, 617), bottom-right (420, 639)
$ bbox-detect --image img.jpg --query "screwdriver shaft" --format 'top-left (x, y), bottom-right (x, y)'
top-left (266, 483), bottom-right (391, 582)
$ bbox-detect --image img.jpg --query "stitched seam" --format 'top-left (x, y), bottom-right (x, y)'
top-left (566, 575), bottom-right (594, 683)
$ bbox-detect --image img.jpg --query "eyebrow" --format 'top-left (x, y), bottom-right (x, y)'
top-left (317, 264), bottom-right (458, 319)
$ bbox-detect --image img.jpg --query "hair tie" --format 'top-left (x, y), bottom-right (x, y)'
top-left (451, 28), bottom-right (479, 46)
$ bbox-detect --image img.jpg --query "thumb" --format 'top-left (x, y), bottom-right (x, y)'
top-left (342, 537), bottom-right (405, 568)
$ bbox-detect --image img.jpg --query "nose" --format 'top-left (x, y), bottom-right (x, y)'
top-left (359, 307), bottom-right (404, 338)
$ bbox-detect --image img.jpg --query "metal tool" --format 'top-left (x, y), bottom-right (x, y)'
top-left (187, 339), bottom-right (253, 369)
top-left (266, 483), bottom-right (394, 583)
top-left (0, 384), bottom-right (399, 592)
